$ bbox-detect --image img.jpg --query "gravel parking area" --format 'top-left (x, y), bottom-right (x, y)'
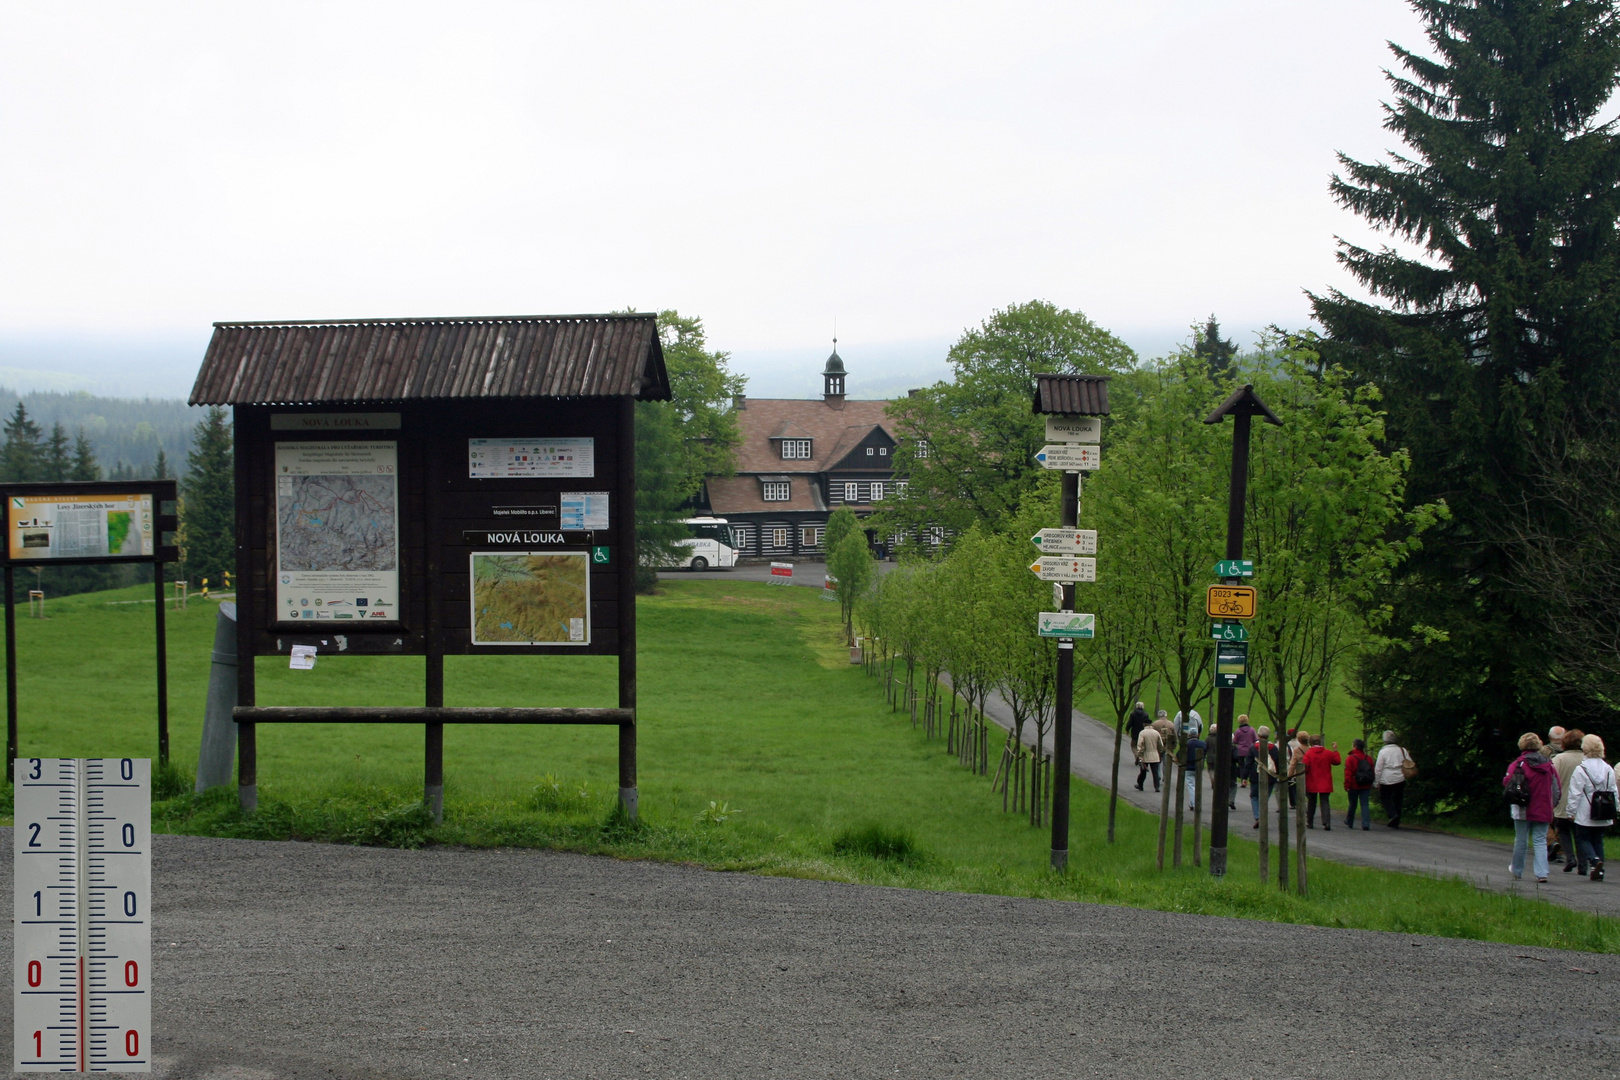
top-left (3, 831), bottom-right (1616, 1079)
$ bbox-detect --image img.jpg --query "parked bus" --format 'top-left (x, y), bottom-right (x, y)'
top-left (666, 516), bottom-right (740, 571)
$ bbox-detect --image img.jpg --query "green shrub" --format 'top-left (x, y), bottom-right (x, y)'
top-left (831, 822), bottom-right (924, 864)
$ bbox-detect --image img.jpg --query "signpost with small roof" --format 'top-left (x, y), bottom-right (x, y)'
top-left (1030, 373), bottom-right (1109, 872)
top-left (188, 314), bottom-right (670, 822)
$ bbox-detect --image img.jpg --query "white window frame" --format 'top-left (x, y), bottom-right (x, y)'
top-left (801, 526), bottom-right (824, 548)
top-left (770, 527), bottom-right (789, 549)
top-left (914, 440), bottom-right (930, 459)
top-left (928, 526), bottom-right (945, 545)
top-left (866, 446), bottom-right (875, 456)
top-left (896, 480), bottom-right (909, 497)
top-left (781, 439), bottom-right (811, 460)
top-left (762, 481), bottom-right (791, 502)
top-left (879, 446), bottom-right (888, 456)
top-left (843, 481), bottom-right (860, 502)
top-left (870, 481), bottom-right (885, 501)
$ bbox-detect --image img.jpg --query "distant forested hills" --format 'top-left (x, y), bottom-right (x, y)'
top-left (0, 388), bottom-right (197, 478)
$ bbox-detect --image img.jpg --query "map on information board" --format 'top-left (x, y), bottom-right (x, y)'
top-left (470, 551), bottom-right (590, 646)
top-left (274, 442), bottom-right (400, 622)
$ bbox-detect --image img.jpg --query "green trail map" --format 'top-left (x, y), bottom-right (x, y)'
top-left (471, 552), bottom-right (590, 645)
top-left (106, 511), bottom-right (132, 554)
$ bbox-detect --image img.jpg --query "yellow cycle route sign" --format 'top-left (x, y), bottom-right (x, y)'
top-left (1206, 584), bottom-right (1257, 620)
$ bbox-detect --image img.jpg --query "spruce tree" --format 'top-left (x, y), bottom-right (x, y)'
top-left (152, 447), bottom-right (171, 480)
top-left (1312, 0), bottom-right (1620, 809)
top-left (42, 423), bottom-right (71, 482)
top-left (1192, 315), bottom-right (1237, 380)
top-left (70, 432), bottom-right (99, 481)
top-left (1, 402), bottom-right (43, 482)
top-left (181, 407), bottom-right (234, 587)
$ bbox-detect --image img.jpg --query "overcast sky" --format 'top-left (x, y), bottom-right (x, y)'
top-left (0, 1), bottom-right (1426, 399)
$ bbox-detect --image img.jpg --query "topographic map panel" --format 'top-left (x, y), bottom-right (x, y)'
top-left (471, 552), bottom-right (590, 645)
top-left (277, 475), bottom-right (398, 572)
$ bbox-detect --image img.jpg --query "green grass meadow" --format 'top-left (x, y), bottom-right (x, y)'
top-left (5, 579), bottom-right (1616, 954)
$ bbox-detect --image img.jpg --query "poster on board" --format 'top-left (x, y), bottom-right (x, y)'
top-left (7, 493), bottom-right (155, 560)
top-left (468, 438), bottom-right (594, 479)
top-left (274, 442), bottom-right (400, 622)
top-left (469, 551), bottom-right (590, 646)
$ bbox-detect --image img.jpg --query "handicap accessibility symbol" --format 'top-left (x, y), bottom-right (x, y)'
top-left (591, 546), bottom-right (611, 565)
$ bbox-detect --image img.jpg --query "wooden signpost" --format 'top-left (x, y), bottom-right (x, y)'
top-left (1031, 373), bottom-right (1110, 872)
top-left (189, 314), bottom-right (669, 822)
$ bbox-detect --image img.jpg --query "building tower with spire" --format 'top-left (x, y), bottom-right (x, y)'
top-left (823, 338), bottom-right (846, 405)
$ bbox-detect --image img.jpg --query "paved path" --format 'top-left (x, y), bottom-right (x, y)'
top-left (658, 559), bottom-right (897, 588)
top-left (3, 831), bottom-right (1614, 1079)
top-left (913, 677), bottom-right (1620, 917)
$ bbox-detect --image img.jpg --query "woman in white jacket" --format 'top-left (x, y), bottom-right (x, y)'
top-left (1565, 734), bottom-right (1616, 882)
top-left (1373, 730), bottom-right (1411, 829)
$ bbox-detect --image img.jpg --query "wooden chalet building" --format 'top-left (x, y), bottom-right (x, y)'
top-left (700, 345), bottom-right (901, 560)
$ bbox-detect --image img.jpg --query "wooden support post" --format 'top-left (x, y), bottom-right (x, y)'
top-left (617, 396), bottom-right (638, 822)
top-left (154, 559), bottom-right (169, 767)
top-left (1257, 736), bottom-right (1270, 884)
top-left (234, 410), bottom-right (257, 813)
top-left (4, 563), bottom-right (16, 775)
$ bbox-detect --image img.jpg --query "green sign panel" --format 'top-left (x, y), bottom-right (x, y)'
top-left (1210, 621), bottom-right (1248, 641)
top-left (1213, 559), bottom-right (1255, 578)
top-left (591, 545), bottom-right (611, 565)
top-left (1215, 640), bottom-right (1248, 689)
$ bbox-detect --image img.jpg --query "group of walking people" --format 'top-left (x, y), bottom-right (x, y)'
top-left (1124, 704), bottom-right (1618, 884)
top-left (1127, 705), bottom-right (1417, 832)
top-left (1502, 727), bottom-right (1616, 884)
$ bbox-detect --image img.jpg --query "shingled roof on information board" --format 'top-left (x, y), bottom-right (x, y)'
top-left (189, 314), bottom-right (671, 405)
top-left (1032, 373), bottom-right (1110, 416)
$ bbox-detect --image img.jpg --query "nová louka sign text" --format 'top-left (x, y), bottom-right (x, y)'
top-left (1044, 416), bottom-right (1101, 443)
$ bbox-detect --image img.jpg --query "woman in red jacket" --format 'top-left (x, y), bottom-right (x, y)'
top-left (1303, 735), bottom-right (1342, 830)
top-left (1342, 738), bottom-right (1375, 830)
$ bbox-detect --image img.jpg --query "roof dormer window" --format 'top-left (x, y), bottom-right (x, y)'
top-left (781, 439), bottom-right (812, 460)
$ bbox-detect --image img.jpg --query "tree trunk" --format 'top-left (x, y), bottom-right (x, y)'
top-left (1258, 737), bottom-right (1270, 884)
top-left (1157, 757), bottom-right (1173, 870)
top-left (1107, 712), bottom-right (1124, 844)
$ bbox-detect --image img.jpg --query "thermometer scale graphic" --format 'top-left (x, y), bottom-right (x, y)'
top-left (13, 758), bottom-right (151, 1072)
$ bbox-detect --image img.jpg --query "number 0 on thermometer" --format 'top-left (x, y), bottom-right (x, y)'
top-left (14, 758), bottom-right (151, 1072)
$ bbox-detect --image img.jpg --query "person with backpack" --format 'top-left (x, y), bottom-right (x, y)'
top-left (1503, 733), bottom-right (1561, 883)
top-left (1343, 738), bottom-right (1375, 830)
top-left (1126, 703), bottom-right (1150, 759)
top-left (1565, 733), bottom-right (1616, 883)
top-left (1374, 730), bottom-right (1412, 828)
top-left (1303, 735), bottom-right (1341, 830)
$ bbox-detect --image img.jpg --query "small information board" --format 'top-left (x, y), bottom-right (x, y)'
top-left (1210, 621), bottom-right (1249, 641)
top-left (1213, 559), bottom-right (1255, 578)
top-left (769, 561), bottom-right (794, 584)
top-left (1215, 641), bottom-right (1249, 689)
top-left (1037, 612), bottom-right (1095, 638)
top-left (1206, 584), bottom-right (1257, 619)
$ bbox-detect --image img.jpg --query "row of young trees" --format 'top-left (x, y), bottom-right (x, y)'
top-left (835, 322), bottom-right (1437, 835)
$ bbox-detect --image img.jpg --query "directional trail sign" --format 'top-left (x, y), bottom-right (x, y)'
top-left (1210, 621), bottom-right (1249, 641)
top-left (1213, 559), bottom-right (1255, 578)
top-left (1029, 557), bottom-right (1096, 583)
top-left (1034, 445), bottom-right (1100, 471)
top-left (1031, 528), bottom-right (1097, 555)
top-left (1206, 584), bottom-right (1256, 619)
top-left (14, 758), bottom-right (151, 1073)
top-left (1038, 612), bottom-right (1096, 639)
